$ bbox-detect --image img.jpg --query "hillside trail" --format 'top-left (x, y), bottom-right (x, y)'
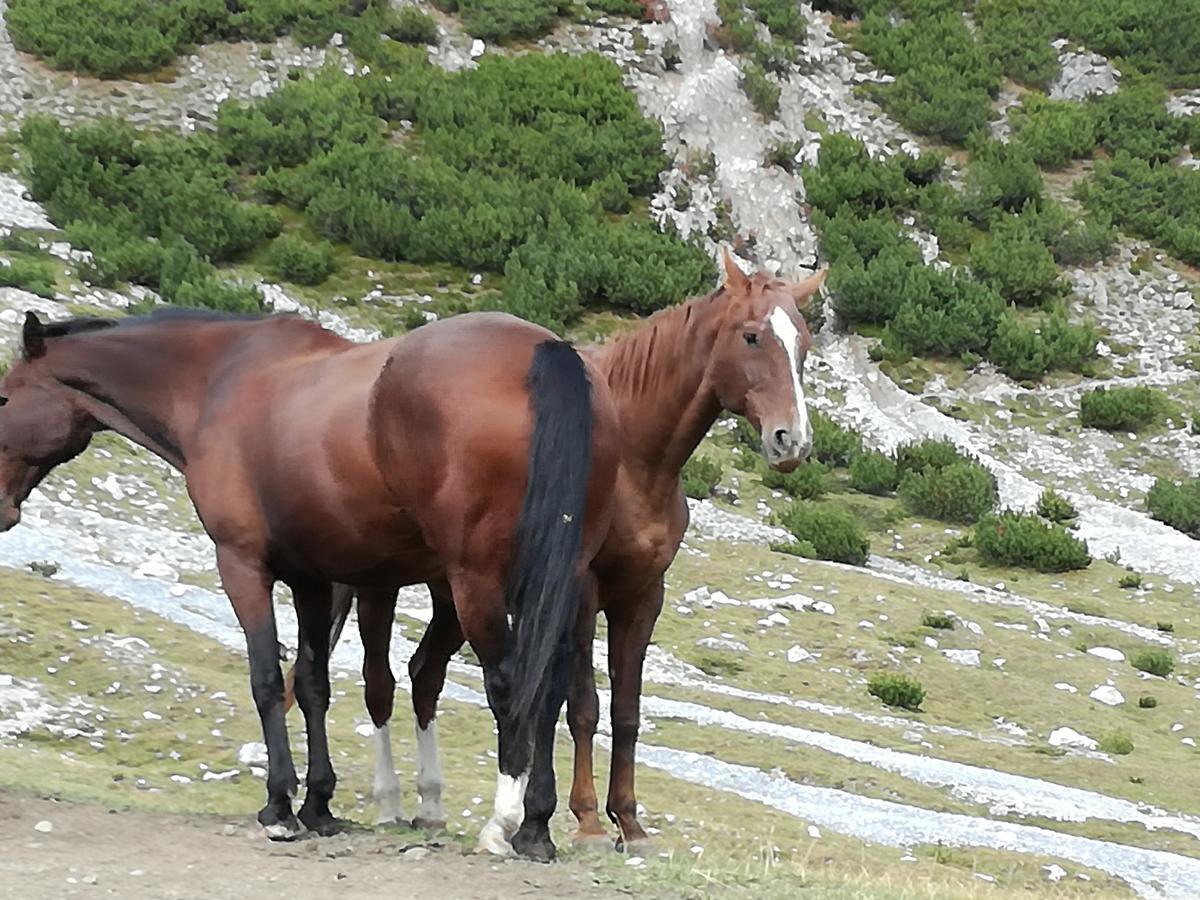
top-left (0, 791), bottom-right (623, 900)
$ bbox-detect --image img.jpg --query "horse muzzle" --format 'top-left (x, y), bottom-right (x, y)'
top-left (763, 425), bottom-right (812, 472)
top-left (0, 501), bottom-right (21, 533)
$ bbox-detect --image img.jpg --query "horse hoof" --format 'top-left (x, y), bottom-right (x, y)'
top-left (572, 831), bottom-right (616, 852)
top-left (476, 821), bottom-right (516, 858)
top-left (512, 827), bottom-right (556, 863)
top-left (299, 811), bottom-right (343, 837)
top-left (412, 816), bottom-right (446, 832)
top-left (619, 836), bottom-right (654, 855)
top-left (262, 816), bottom-right (304, 841)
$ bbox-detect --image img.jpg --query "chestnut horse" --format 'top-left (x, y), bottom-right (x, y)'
top-left (0, 308), bottom-right (618, 861)
top-left (301, 253), bottom-right (825, 848)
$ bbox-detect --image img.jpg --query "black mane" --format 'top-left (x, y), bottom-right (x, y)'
top-left (39, 307), bottom-right (270, 342)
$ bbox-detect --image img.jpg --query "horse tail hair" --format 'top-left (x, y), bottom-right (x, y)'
top-left (282, 583), bottom-right (356, 714)
top-left (501, 339), bottom-right (593, 750)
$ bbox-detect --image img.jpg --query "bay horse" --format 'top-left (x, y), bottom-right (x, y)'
top-left (296, 252), bottom-right (826, 849)
top-left (0, 307), bottom-right (619, 861)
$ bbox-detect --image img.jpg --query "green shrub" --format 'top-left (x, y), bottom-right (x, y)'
top-left (1098, 731), bottom-right (1134, 756)
top-left (681, 456), bottom-right (724, 500)
top-left (974, 512), bottom-right (1091, 572)
top-left (1022, 201), bottom-right (1116, 266)
top-left (804, 134), bottom-right (917, 217)
top-left (451, 0), bottom-right (562, 40)
top-left (1157, 621), bottom-right (1175, 634)
top-left (974, 0), bottom-right (1060, 86)
top-left (385, 6), bottom-right (440, 44)
top-left (885, 269), bottom-right (1006, 358)
top-left (1145, 477), bottom-right (1200, 538)
top-left (1117, 572), bottom-right (1142, 590)
top-left (867, 672), bottom-right (925, 711)
top-left (777, 501), bottom-right (870, 566)
top-left (1036, 488), bottom-right (1079, 524)
top-left (772, 538), bottom-right (818, 559)
top-left (0, 258), bottom-right (56, 298)
top-left (987, 307), bottom-right (1097, 381)
top-left (1009, 95), bottom-right (1098, 168)
top-left (810, 410), bottom-right (862, 467)
top-left (968, 216), bottom-right (1063, 307)
top-left (1093, 78), bottom-right (1189, 164)
top-left (1138, 695), bottom-right (1158, 709)
top-left (962, 141), bottom-right (1043, 226)
top-left (1079, 386), bottom-right (1167, 432)
top-left (921, 611), bottom-right (954, 630)
top-left (849, 450), bottom-right (899, 495)
top-left (266, 233), bottom-right (336, 285)
top-left (899, 461), bottom-right (999, 524)
top-left (896, 439), bottom-right (976, 478)
top-left (1130, 648), bottom-right (1175, 678)
top-left (763, 462), bottom-right (828, 500)
top-left (742, 63), bottom-right (781, 119)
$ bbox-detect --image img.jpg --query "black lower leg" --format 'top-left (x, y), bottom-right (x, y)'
top-left (246, 625), bottom-right (300, 837)
top-left (511, 639), bottom-right (570, 862)
top-left (295, 590), bottom-right (338, 835)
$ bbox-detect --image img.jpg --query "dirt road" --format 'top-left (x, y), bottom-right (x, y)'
top-left (0, 792), bottom-right (627, 900)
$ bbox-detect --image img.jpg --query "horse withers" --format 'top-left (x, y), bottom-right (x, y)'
top-left (0, 308), bottom-right (618, 861)
top-left (310, 251), bottom-right (827, 850)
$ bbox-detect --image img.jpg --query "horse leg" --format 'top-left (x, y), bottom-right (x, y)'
top-left (567, 578), bottom-right (609, 849)
top-left (356, 585), bottom-right (404, 825)
top-left (511, 632), bottom-right (571, 862)
top-left (218, 547), bottom-right (299, 839)
top-left (450, 571), bottom-right (529, 857)
top-left (605, 582), bottom-right (664, 852)
top-left (293, 581), bottom-right (339, 836)
top-left (409, 580), bottom-right (463, 830)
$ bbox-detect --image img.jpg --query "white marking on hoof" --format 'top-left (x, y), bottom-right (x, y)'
top-left (372, 724), bottom-right (406, 825)
top-left (493, 771), bottom-right (528, 838)
top-left (264, 821), bottom-right (301, 841)
top-left (476, 819), bottom-right (516, 857)
top-left (415, 719), bottom-right (445, 825)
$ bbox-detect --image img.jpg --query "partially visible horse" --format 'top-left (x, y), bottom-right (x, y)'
top-left (0, 308), bottom-right (619, 860)
top-left (302, 252), bottom-right (825, 848)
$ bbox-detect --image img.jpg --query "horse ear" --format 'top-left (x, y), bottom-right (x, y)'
top-left (22, 311), bottom-right (45, 359)
top-left (721, 247), bottom-right (751, 294)
top-left (790, 268), bottom-right (827, 309)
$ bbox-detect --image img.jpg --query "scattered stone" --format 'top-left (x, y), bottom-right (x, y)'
top-left (807, 825), bottom-right (821, 838)
top-left (1089, 685), bottom-right (1125, 707)
top-left (1049, 46), bottom-right (1120, 101)
top-left (758, 612), bottom-right (789, 628)
top-left (942, 649), bottom-right (981, 668)
top-left (1044, 864), bottom-right (1067, 883)
top-left (237, 742), bottom-right (268, 767)
top-left (695, 637), bottom-right (748, 653)
top-left (1087, 647), bottom-right (1125, 663)
top-left (1048, 727), bottom-right (1098, 750)
top-left (785, 645), bottom-right (814, 663)
top-left (1054, 683), bottom-right (1078, 694)
top-left (34, 820), bottom-right (53, 834)
top-left (405, 846), bottom-right (430, 860)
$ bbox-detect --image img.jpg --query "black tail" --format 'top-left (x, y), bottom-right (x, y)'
top-left (501, 340), bottom-right (593, 747)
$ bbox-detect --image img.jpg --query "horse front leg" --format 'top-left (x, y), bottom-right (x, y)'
top-left (218, 547), bottom-right (300, 839)
top-left (292, 581), bottom-right (339, 835)
top-left (605, 581), bottom-right (664, 852)
top-left (409, 580), bottom-right (463, 830)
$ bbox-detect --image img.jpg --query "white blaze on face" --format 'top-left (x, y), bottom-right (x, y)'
top-left (766, 305), bottom-right (810, 446)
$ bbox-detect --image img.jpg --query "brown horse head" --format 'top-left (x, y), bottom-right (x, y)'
top-left (0, 313), bottom-right (100, 529)
top-left (710, 250), bottom-right (826, 472)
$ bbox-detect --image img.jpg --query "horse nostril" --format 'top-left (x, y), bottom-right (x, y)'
top-left (773, 428), bottom-right (791, 449)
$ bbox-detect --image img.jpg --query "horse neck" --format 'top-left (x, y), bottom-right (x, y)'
top-left (590, 293), bottom-right (725, 486)
top-left (42, 325), bottom-right (235, 469)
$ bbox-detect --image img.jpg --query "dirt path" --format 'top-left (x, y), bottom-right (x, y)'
top-left (0, 791), bottom-right (626, 900)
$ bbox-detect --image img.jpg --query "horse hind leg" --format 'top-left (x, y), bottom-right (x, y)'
top-left (449, 572), bottom-right (529, 857)
top-left (356, 586), bottom-right (405, 825)
top-left (293, 582), bottom-right (341, 836)
top-left (409, 581), bottom-right (463, 830)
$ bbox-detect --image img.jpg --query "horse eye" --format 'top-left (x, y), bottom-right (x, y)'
top-left (743, 332), bottom-right (758, 346)
top-left (0, 396), bottom-right (7, 407)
